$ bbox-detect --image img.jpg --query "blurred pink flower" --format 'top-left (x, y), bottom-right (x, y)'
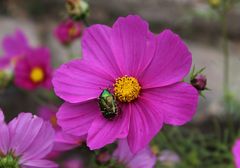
top-left (62, 156), bottom-right (83, 168)
top-left (0, 30), bottom-right (30, 69)
top-left (113, 139), bottom-right (156, 168)
top-left (54, 19), bottom-right (83, 45)
top-left (53, 15), bottom-right (199, 153)
top-left (14, 47), bottom-right (53, 90)
top-left (38, 106), bottom-right (82, 153)
top-left (233, 138), bottom-right (240, 168)
top-left (0, 109), bottom-right (57, 167)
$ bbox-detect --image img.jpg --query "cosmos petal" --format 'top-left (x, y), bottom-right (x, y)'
top-left (57, 101), bottom-right (99, 137)
top-left (0, 109), bottom-right (4, 123)
top-left (52, 59), bottom-right (114, 103)
top-left (53, 131), bottom-right (82, 152)
top-left (2, 29), bottom-right (29, 57)
top-left (8, 113), bottom-right (44, 156)
top-left (113, 139), bottom-right (133, 164)
top-left (139, 30), bottom-right (192, 88)
top-left (82, 24), bottom-right (122, 78)
top-left (142, 82), bottom-right (199, 126)
top-left (87, 105), bottom-right (131, 150)
top-left (8, 113), bottom-right (55, 162)
top-left (111, 15), bottom-right (156, 76)
top-left (127, 100), bottom-right (163, 154)
top-left (233, 139), bottom-right (240, 168)
top-left (22, 159), bottom-right (58, 168)
top-left (0, 57), bottom-right (11, 69)
top-left (0, 110), bottom-right (10, 155)
top-left (128, 146), bottom-right (156, 168)
top-left (113, 139), bottom-right (156, 168)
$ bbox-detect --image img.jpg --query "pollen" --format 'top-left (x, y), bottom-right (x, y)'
top-left (30, 67), bottom-right (44, 83)
top-left (114, 76), bottom-right (141, 103)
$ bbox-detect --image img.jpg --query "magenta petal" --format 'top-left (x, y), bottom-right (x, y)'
top-left (2, 29), bottom-right (29, 57)
top-left (113, 140), bottom-right (133, 163)
top-left (0, 57), bottom-right (11, 69)
top-left (53, 131), bottom-right (81, 152)
top-left (0, 109), bottom-right (4, 123)
top-left (52, 59), bottom-right (114, 103)
top-left (8, 113), bottom-right (55, 162)
top-left (114, 139), bottom-right (156, 168)
top-left (22, 159), bottom-right (58, 168)
top-left (128, 147), bottom-right (156, 168)
top-left (0, 123), bottom-right (9, 155)
top-left (111, 15), bottom-right (155, 76)
top-left (57, 101), bottom-right (99, 136)
top-left (142, 82), bottom-right (198, 126)
top-left (140, 30), bottom-right (192, 88)
top-left (87, 105), bottom-right (131, 150)
top-left (8, 113), bottom-right (43, 155)
top-left (233, 139), bottom-right (240, 168)
top-left (82, 24), bottom-right (121, 78)
top-left (127, 100), bottom-right (163, 154)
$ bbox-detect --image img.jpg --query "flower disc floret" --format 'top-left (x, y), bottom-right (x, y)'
top-left (114, 76), bottom-right (141, 103)
top-left (30, 67), bottom-right (45, 83)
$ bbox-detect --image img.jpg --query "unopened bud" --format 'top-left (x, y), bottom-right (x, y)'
top-left (96, 151), bottom-right (111, 165)
top-left (208, 0), bottom-right (221, 8)
top-left (0, 68), bottom-right (13, 90)
top-left (191, 75), bottom-right (207, 92)
top-left (66, 0), bottom-right (89, 21)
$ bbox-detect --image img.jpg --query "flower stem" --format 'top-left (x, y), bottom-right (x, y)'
top-left (221, 10), bottom-right (229, 100)
top-left (220, 0), bottom-right (234, 141)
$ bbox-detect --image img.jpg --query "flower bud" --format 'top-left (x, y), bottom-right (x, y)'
top-left (191, 75), bottom-right (207, 92)
top-left (151, 145), bottom-right (160, 156)
top-left (96, 151), bottom-right (111, 165)
top-left (0, 68), bottom-right (13, 90)
top-left (54, 19), bottom-right (84, 45)
top-left (208, 0), bottom-right (221, 8)
top-left (66, 0), bottom-right (89, 21)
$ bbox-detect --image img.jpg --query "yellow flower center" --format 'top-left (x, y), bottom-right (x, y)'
top-left (68, 26), bottom-right (78, 37)
top-left (30, 67), bottom-right (44, 83)
top-left (114, 76), bottom-right (141, 103)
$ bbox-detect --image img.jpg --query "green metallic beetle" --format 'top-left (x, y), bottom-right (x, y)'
top-left (98, 89), bottom-right (119, 120)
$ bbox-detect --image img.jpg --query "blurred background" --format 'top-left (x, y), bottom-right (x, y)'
top-left (1, 0), bottom-right (240, 167)
top-left (0, 0), bottom-right (240, 118)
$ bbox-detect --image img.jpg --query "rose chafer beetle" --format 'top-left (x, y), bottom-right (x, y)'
top-left (98, 89), bottom-right (119, 120)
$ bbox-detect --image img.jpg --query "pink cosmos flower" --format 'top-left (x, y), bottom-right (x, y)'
top-left (53, 15), bottom-right (199, 153)
top-left (54, 19), bottom-right (83, 45)
top-left (14, 47), bottom-right (53, 90)
top-left (113, 139), bottom-right (156, 168)
top-left (0, 109), bottom-right (57, 167)
top-left (38, 107), bottom-right (82, 152)
top-left (0, 30), bottom-right (30, 69)
top-left (233, 138), bottom-right (240, 168)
